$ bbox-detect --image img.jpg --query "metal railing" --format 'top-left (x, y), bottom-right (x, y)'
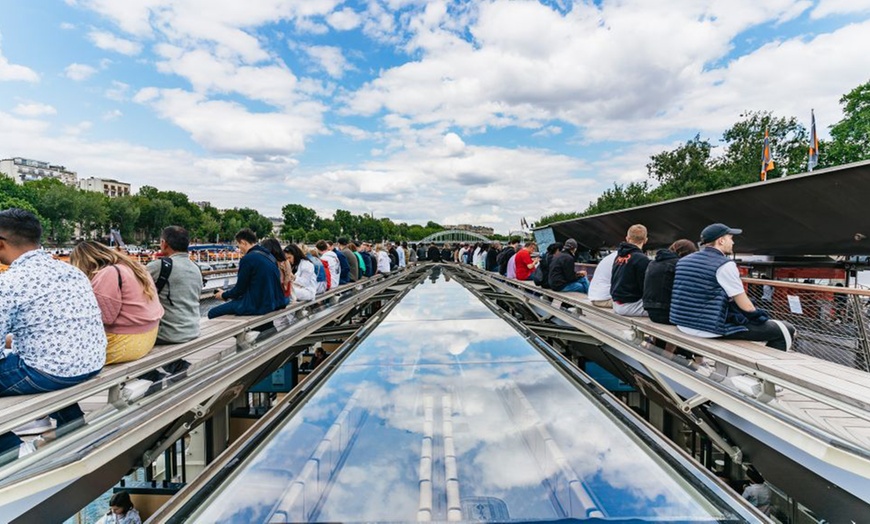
top-left (743, 278), bottom-right (870, 372)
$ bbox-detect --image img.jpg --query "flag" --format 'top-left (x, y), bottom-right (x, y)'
top-left (760, 128), bottom-right (774, 181)
top-left (808, 109), bottom-right (819, 171)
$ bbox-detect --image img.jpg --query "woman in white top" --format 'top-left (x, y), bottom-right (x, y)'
top-left (375, 244), bottom-right (392, 275)
top-left (283, 244), bottom-right (317, 302)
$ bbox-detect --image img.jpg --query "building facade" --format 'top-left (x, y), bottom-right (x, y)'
top-left (0, 157), bottom-right (78, 186)
top-left (442, 224), bottom-right (495, 237)
top-left (79, 177), bottom-right (131, 198)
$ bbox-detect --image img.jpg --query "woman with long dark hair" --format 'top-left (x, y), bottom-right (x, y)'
top-left (260, 238), bottom-right (292, 298)
top-left (283, 244), bottom-right (317, 302)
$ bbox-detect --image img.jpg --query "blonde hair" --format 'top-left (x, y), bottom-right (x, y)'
top-left (70, 241), bottom-right (157, 300)
top-left (627, 224), bottom-right (648, 244)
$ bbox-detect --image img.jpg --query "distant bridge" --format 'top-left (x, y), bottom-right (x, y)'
top-left (420, 229), bottom-right (492, 244)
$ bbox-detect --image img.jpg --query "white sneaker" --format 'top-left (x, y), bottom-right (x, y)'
top-left (18, 439), bottom-right (37, 458)
top-left (121, 379), bottom-right (154, 402)
top-left (12, 417), bottom-right (54, 436)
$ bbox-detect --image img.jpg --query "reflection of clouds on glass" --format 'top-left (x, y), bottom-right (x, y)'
top-left (189, 274), bottom-right (728, 522)
top-left (343, 319), bottom-right (540, 365)
top-left (317, 461), bottom-right (420, 521)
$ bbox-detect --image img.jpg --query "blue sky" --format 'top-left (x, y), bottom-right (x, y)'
top-left (1, 0), bottom-right (869, 233)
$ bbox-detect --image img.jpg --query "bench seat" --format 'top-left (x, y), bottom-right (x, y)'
top-left (481, 271), bottom-right (870, 415)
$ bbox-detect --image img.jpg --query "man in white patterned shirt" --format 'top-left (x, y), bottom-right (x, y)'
top-left (0, 208), bottom-right (107, 454)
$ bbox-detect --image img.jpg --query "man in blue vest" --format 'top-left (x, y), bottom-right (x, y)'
top-left (670, 223), bottom-right (796, 350)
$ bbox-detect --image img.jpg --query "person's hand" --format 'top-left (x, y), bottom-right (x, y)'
top-left (745, 308), bottom-right (770, 325)
top-left (214, 288), bottom-right (224, 301)
top-left (576, 270), bottom-right (587, 278)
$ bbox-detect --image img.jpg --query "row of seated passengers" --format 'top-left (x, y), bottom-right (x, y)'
top-left (0, 208), bottom-right (360, 455)
top-left (489, 223), bottom-right (797, 354)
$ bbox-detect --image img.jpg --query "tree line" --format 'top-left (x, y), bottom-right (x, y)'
top-left (537, 79), bottom-right (870, 226)
top-left (0, 176), bottom-right (499, 246)
top-left (0, 177), bottom-right (275, 245)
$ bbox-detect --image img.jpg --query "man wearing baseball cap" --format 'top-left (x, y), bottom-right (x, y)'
top-left (669, 223), bottom-right (796, 351)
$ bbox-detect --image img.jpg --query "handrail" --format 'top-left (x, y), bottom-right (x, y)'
top-left (465, 266), bottom-right (870, 415)
top-left (0, 267), bottom-right (427, 506)
top-left (451, 265), bottom-right (870, 472)
top-left (0, 274), bottom-right (389, 437)
top-left (743, 277), bottom-right (870, 296)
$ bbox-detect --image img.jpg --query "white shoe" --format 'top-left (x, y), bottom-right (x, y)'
top-left (12, 417), bottom-right (54, 436)
top-left (18, 439), bottom-right (37, 458)
top-left (121, 379), bottom-right (154, 402)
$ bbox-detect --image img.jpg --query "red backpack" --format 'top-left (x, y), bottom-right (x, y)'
top-left (321, 258), bottom-right (333, 289)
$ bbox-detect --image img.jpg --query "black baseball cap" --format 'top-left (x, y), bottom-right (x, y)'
top-left (700, 223), bottom-right (742, 244)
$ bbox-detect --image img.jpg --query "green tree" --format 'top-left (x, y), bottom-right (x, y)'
top-left (716, 110), bottom-right (807, 181)
top-left (646, 134), bottom-right (719, 199)
top-left (822, 80), bottom-right (870, 167)
top-left (75, 190), bottom-right (108, 239)
top-left (282, 204), bottom-right (318, 231)
top-left (26, 178), bottom-right (80, 244)
top-left (108, 196), bottom-right (141, 241)
top-left (136, 197), bottom-right (175, 242)
top-left (333, 209), bottom-right (358, 237)
top-left (536, 211), bottom-right (583, 227)
top-left (583, 181), bottom-right (656, 216)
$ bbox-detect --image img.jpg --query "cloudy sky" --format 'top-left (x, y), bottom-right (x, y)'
top-left (1, 1), bottom-right (869, 232)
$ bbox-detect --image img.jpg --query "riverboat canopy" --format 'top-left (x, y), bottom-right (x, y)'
top-left (537, 159), bottom-right (870, 256)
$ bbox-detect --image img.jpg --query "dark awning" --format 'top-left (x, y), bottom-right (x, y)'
top-left (537, 160), bottom-right (870, 256)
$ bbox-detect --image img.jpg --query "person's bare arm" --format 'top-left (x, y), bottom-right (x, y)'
top-left (733, 292), bottom-right (756, 312)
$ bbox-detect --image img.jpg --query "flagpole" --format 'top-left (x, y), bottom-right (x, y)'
top-left (808, 109), bottom-right (819, 172)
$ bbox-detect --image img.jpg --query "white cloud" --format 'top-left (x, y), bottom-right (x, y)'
top-left (289, 133), bottom-right (595, 229)
top-left (327, 7), bottom-right (362, 30)
top-left (0, 34), bottom-right (39, 82)
top-left (102, 109), bottom-right (123, 120)
top-left (335, 124), bottom-right (378, 141)
top-left (442, 132), bottom-right (465, 156)
top-left (64, 120), bottom-right (93, 135)
top-left (27, 0), bottom-right (870, 231)
top-left (105, 80), bottom-right (130, 101)
top-left (87, 30), bottom-right (143, 55)
top-left (304, 45), bottom-right (351, 78)
top-left (347, 0), bottom-right (821, 140)
top-left (153, 44), bottom-right (308, 108)
top-left (75, 0), bottom-right (165, 36)
top-left (134, 88), bottom-right (325, 156)
top-left (64, 62), bottom-right (97, 81)
top-left (0, 109), bottom-right (300, 216)
top-left (60, 22), bottom-right (76, 30)
top-left (812, 0), bottom-right (870, 19)
top-left (12, 102), bottom-right (57, 117)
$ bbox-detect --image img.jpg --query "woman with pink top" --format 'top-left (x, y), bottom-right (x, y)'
top-left (70, 241), bottom-right (164, 365)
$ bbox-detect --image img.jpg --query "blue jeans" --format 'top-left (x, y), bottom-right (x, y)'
top-left (0, 353), bottom-right (99, 454)
top-left (560, 277), bottom-right (590, 294)
top-left (207, 300), bottom-right (244, 319)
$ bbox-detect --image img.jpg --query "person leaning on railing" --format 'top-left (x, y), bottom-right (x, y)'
top-left (669, 224), bottom-right (796, 351)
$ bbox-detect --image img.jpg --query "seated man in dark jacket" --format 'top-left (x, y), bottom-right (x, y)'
top-left (548, 239), bottom-right (590, 293)
top-left (208, 228), bottom-right (289, 318)
top-left (643, 239), bottom-right (697, 324)
top-left (611, 224), bottom-right (650, 316)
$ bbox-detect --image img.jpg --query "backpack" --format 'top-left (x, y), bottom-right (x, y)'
top-left (321, 258), bottom-right (333, 289)
top-left (154, 257), bottom-right (173, 305)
